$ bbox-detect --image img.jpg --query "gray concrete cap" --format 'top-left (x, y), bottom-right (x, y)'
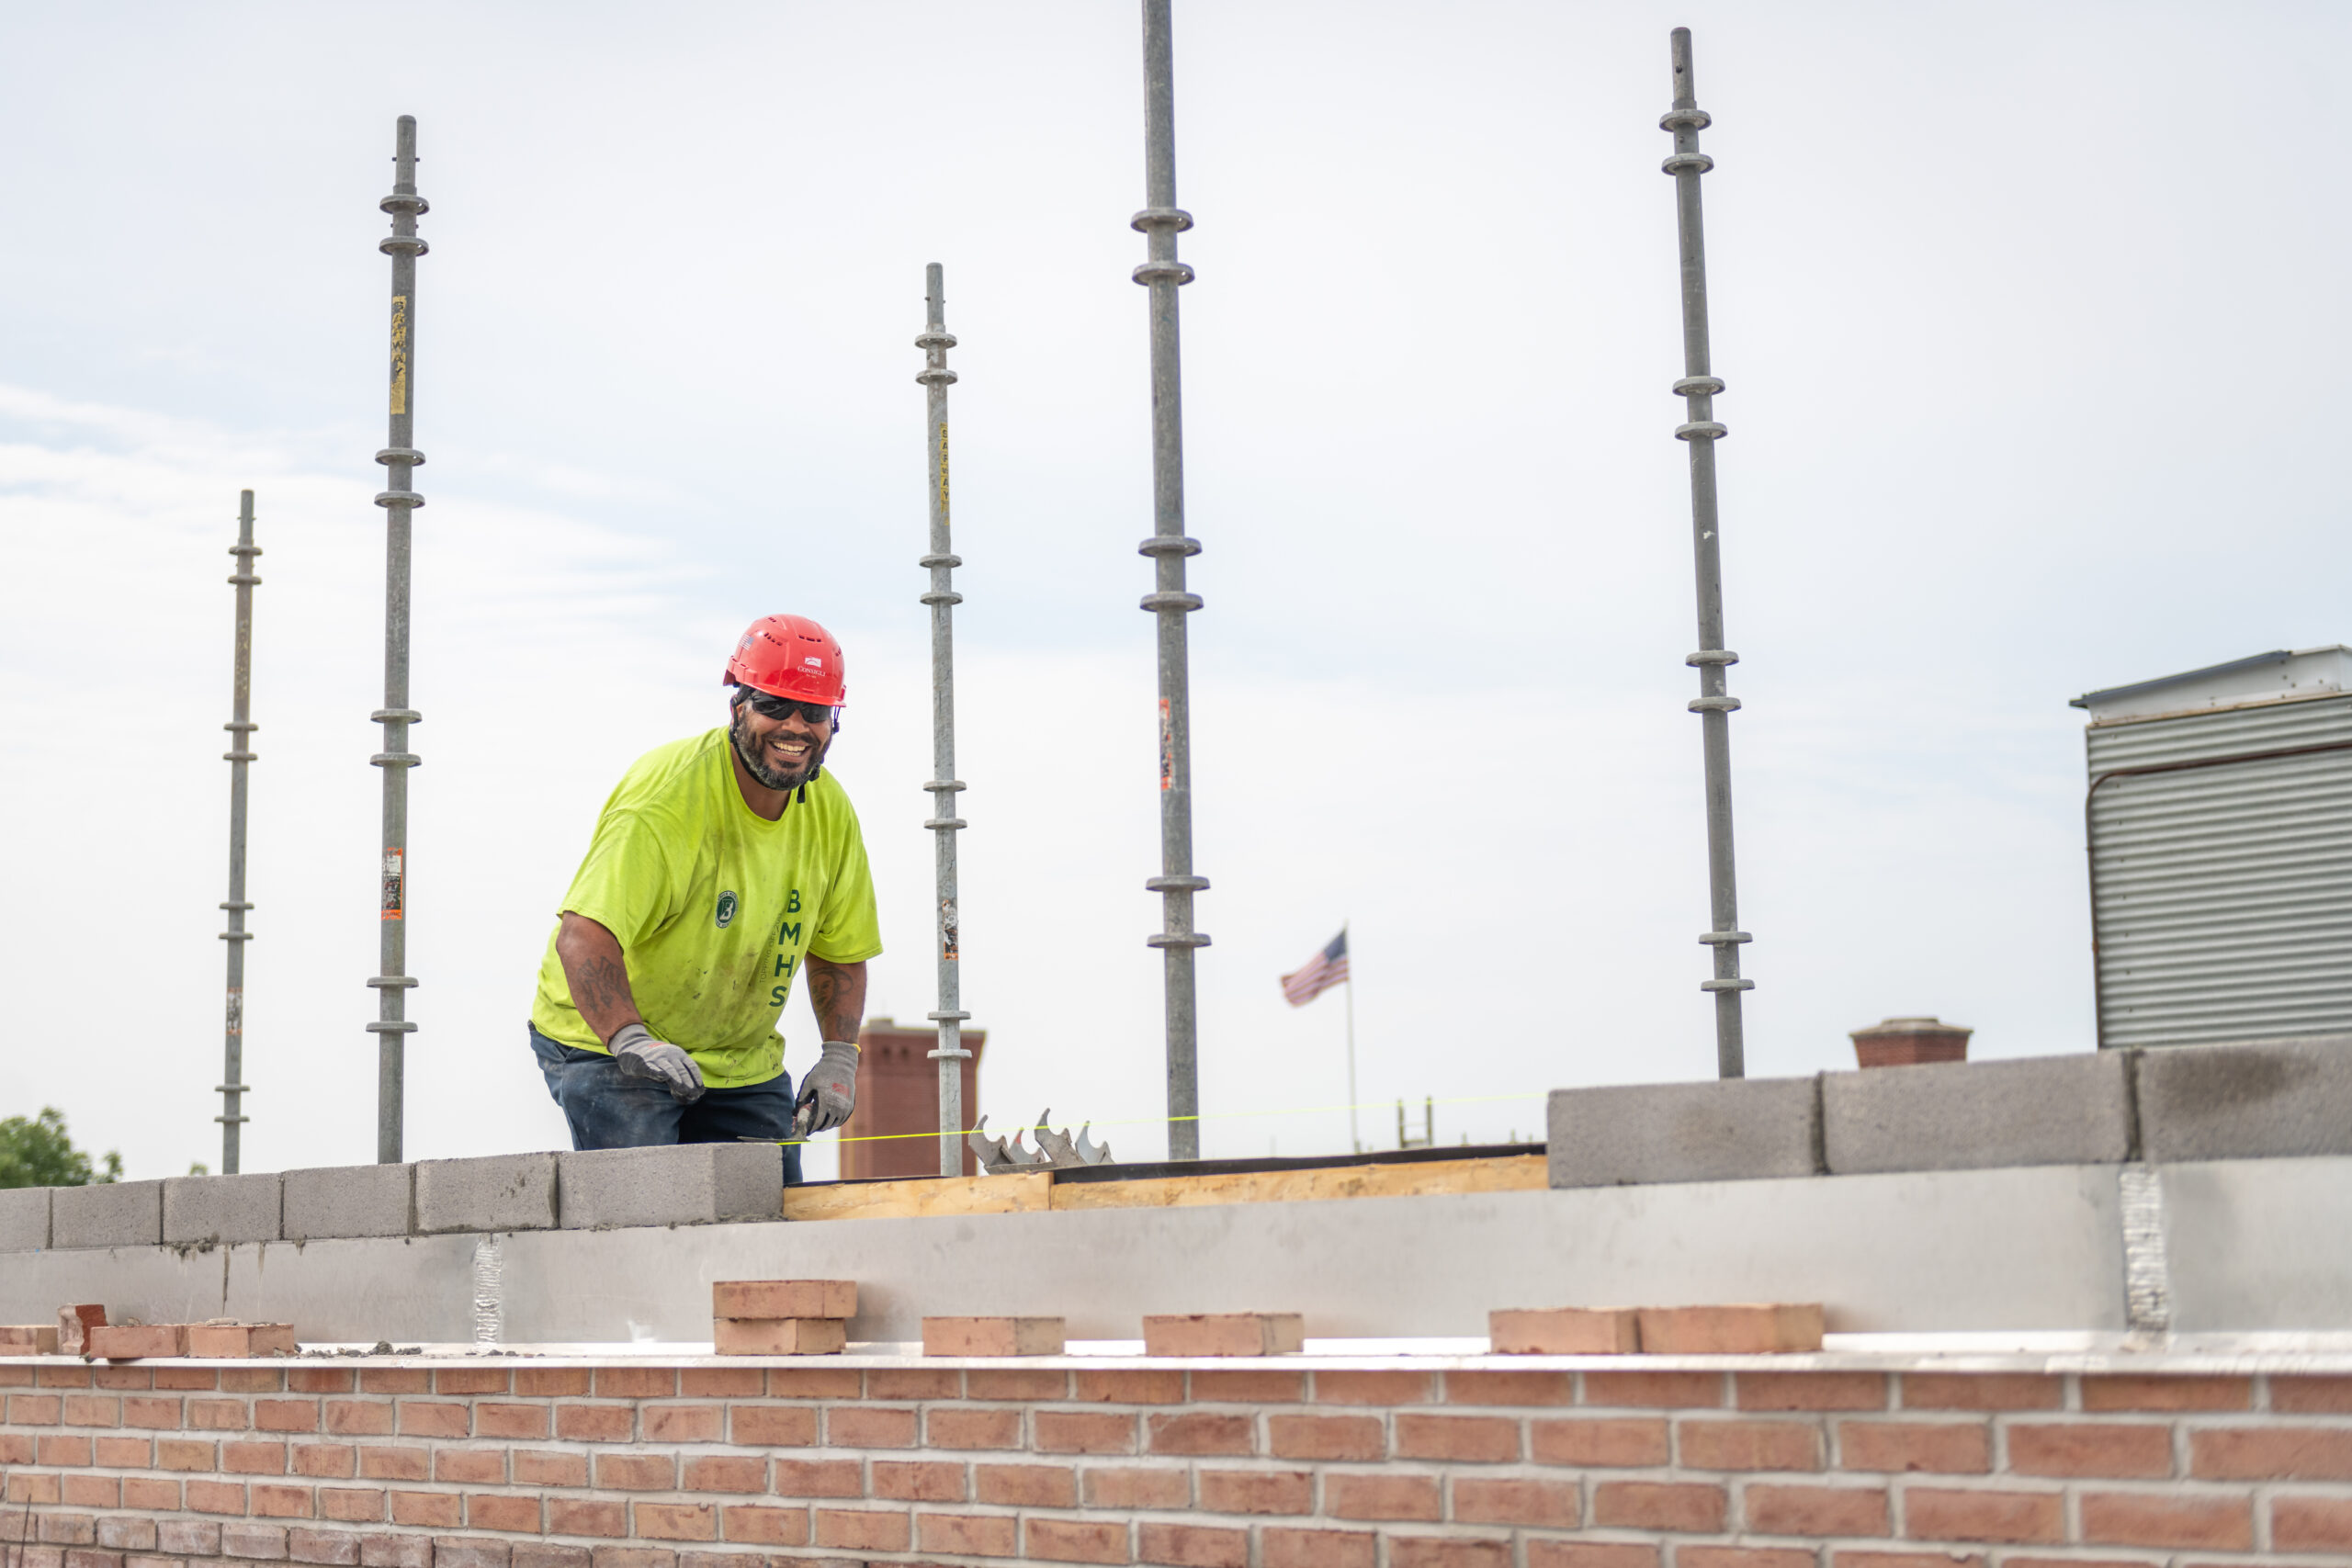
top-left (557, 1142), bottom-right (783, 1229)
top-left (1549, 1076), bottom-right (1822, 1188)
top-left (281, 1163), bottom-right (414, 1241)
top-left (2137, 1036), bottom-right (2352, 1162)
top-left (0, 1186), bottom-right (51, 1252)
top-left (414, 1153), bottom-right (559, 1235)
top-left (163, 1173), bottom-right (283, 1245)
top-left (1824, 1051), bottom-right (2137, 1175)
top-left (52, 1179), bottom-right (164, 1249)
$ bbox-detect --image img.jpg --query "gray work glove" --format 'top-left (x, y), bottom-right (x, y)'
top-left (609, 1022), bottom-right (705, 1103)
top-left (793, 1040), bottom-right (860, 1134)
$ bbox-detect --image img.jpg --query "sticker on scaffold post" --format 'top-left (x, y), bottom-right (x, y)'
top-left (380, 848), bottom-right (405, 920)
top-left (1159, 697), bottom-right (1173, 792)
top-left (940, 897), bottom-right (960, 963)
top-left (390, 297), bottom-right (410, 415)
top-left (225, 988), bottom-right (243, 1035)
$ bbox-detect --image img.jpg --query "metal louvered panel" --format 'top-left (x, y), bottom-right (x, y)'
top-left (2087, 694), bottom-right (2352, 1048)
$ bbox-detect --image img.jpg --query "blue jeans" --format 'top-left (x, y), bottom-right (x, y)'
top-left (529, 1024), bottom-right (805, 1181)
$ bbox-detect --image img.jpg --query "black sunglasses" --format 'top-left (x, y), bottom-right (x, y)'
top-left (741, 690), bottom-right (836, 726)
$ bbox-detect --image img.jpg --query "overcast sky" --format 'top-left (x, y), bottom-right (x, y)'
top-left (3, 1), bottom-right (2346, 1181)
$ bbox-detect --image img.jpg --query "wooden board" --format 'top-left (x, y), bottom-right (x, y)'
top-left (781, 1169), bottom-right (1053, 1222)
top-left (1046, 1153), bottom-right (1549, 1212)
top-left (778, 1154), bottom-right (1545, 1224)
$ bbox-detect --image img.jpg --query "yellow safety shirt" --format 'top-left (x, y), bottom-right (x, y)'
top-left (529, 728), bottom-right (883, 1089)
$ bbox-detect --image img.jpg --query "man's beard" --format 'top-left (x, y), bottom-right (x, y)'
top-left (729, 706), bottom-right (831, 793)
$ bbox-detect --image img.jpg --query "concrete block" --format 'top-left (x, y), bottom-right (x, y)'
top-left (2137, 1036), bottom-right (2352, 1162)
top-left (922, 1316), bottom-right (1067, 1357)
top-left (0, 1186), bottom-right (51, 1251)
top-left (1636, 1303), bottom-right (1824, 1353)
top-left (51, 1180), bottom-right (164, 1249)
top-left (556, 1143), bottom-right (782, 1230)
top-left (1549, 1076), bottom-right (1821, 1188)
top-left (1823, 1051), bottom-right (2136, 1175)
top-left (1142, 1313), bottom-right (1305, 1356)
top-left (714, 1317), bottom-right (845, 1355)
top-left (413, 1153), bottom-right (558, 1235)
top-left (1489, 1306), bottom-right (1639, 1354)
top-left (281, 1164), bottom-right (413, 1242)
top-left (164, 1173), bottom-right (283, 1245)
top-left (714, 1280), bottom-right (855, 1318)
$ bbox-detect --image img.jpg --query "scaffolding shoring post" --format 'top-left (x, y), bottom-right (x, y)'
top-left (1662, 29), bottom-right (1753, 1078)
top-left (916, 262), bottom-right (972, 1179)
top-left (1134, 0), bottom-right (1209, 1161)
top-left (369, 115), bottom-right (427, 1162)
top-left (218, 489), bottom-right (260, 1175)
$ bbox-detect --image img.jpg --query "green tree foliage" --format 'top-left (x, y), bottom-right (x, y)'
top-left (0, 1107), bottom-right (123, 1188)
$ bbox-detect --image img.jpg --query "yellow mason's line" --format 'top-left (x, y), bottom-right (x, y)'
top-left (765, 1089), bottom-right (1548, 1148)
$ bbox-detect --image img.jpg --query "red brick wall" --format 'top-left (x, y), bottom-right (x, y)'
top-left (6, 1359), bottom-right (2351, 1566)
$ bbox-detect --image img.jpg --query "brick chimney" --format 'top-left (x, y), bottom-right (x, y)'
top-left (842, 1019), bottom-right (985, 1179)
top-left (1849, 1016), bottom-right (1972, 1069)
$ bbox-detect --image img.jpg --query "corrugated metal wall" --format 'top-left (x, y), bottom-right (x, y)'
top-left (2088, 694), bottom-right (2352, 1047)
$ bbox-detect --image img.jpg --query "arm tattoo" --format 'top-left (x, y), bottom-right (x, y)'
top-left (804, 956), bottom-right (866, 1043)
top-left (577, 953), bottom-right (631, 1022)
top-left (557, 914), bottom-right (642, 1041)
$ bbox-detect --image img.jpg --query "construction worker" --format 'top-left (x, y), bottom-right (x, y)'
top-left (526, 614), bottom-right (881, 1176)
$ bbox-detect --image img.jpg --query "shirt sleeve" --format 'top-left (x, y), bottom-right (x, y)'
top-left (807, 807), bottom-right (884, 964)
top-left (558, 807), bottom-right (688, 950)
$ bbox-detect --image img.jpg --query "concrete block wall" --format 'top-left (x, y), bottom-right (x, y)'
top-left (8, 1036), bottom-right (2346, 1256)
top-left (5, 1356), bottom-right (2351, 1566)
top-left (1551, 1037), bottom-right (2352, 1189)
top-left (14, 1145), bottom-right (785, 1251)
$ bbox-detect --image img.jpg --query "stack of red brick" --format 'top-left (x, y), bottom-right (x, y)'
top-left (711, 1286), bottom-right (855, 1359)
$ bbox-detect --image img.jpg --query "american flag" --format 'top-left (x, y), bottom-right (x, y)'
top-left (1280, 929), bottom-right (1350, 1008)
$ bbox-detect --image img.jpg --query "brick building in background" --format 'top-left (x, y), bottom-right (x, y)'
top-left (842, 1020), bottom-right (985, 1179)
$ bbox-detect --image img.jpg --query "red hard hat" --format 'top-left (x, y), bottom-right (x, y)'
top-left (725, 615), bottom-right (847, 706)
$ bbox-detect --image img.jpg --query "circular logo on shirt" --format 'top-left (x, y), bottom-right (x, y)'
top-left (714, 890), bottom-right (739, 929)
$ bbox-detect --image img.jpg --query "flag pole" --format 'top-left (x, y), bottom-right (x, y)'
top-left (1343, 920), bottom-right (1358, 1154)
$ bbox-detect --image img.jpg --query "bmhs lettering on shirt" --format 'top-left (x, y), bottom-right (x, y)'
top-left (768, 889), bottom-right (805, 1008)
